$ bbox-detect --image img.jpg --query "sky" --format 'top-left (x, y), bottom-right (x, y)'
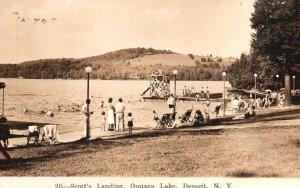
top-left (0, 0), bottom-right (255, 63)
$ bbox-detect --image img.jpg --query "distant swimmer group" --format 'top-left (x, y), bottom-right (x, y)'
top-left (22, 108), bottom-right (54, 117)
top-left (21, 103), bottom-right (86, 118)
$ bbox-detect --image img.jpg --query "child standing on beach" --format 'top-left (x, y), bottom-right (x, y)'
top-left (127, 112), bottom-right (133, 134)
top-left (204, 102), bottom-right (210, 124)
top-left (100, 111), bottom-right (106, 131)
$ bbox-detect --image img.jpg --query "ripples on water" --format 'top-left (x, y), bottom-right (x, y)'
top-left (0, 79), bottom-right (231, 133)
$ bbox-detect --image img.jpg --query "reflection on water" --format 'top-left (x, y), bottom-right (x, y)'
top-left (0, 79), bottom-right (231, 133)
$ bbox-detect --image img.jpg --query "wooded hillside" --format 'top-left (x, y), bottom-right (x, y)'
top-left (0, 47), bottom-right (232, 80)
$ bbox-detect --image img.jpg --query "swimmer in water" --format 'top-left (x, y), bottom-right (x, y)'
top-left (46, 109), bottom-right (54, 117)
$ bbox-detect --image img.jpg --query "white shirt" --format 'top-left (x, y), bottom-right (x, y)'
top-left (115, 102), bottom-right (125, 113)
top-left (232, 99), bottom-right (239, 109)
top-left (167, 96), bottom-right (175, 105)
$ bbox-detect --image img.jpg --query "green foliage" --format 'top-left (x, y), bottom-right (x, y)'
top-left (194, 60), bottom-right (201, 66)
top-left (227, 53), bottom-right (254, 89)
top-left (201, 58), bottom-right (207, 62)
top-left (251, 0), bottom-right (300, 74)
top-left (0, 48), bottom-right (226, 81)
top-left (0, 64), bottom-right (19, 78)
top-left (228, 0), bottom-right (300, 90)
top-left (227, 52), bottom-right (282, 90)
top-left (188, 54), bottom-right (194, 60)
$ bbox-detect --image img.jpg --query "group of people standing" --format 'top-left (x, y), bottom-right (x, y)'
top-left (194, 87), bottom-right (210, 101)
top-left (150, 77), bottom-right (170, 98)
top-left (98, 98), bottom-right (133, 134)
top-left (182, 86), bottom-right (195, 97)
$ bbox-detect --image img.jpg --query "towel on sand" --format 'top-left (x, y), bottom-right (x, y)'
top-left (43, 124), bottom-right (59, 144)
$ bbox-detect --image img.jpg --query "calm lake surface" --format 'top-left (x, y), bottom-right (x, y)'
top-left (0, 79), bottom-right (231, 133)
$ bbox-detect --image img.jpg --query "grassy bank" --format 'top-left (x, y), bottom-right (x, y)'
top-left (1, 124), bottom-right (299, 177)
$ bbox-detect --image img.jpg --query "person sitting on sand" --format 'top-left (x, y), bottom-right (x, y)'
top-left (232, 97), bottom-right (239, 113)
top-left (278, 97), bottom-right (284, 107)
top-left (205, 98), bottom-right (210, 107)
top-left (264, 91), bottom-right (271, 108)
top-left (238, 96), bottom-right (247, 112)
top-left (193, 110), bottom-right (205, 126)
top-left (172, 115), bottom-right (183, 128)
top-left (232, 105), bottom-right (256, 120)
top-left (256, 98), bottom-right (262, 109)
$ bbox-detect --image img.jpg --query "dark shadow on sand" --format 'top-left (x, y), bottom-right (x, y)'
top-left (228, 170), bottom-right (279, 177)
top-left (0, 138), bottom-right (134, 171)
top-left (8, 121), bottom-right (51, 130)
top-left (211, 108), bottom-right (300, 126)
top-left (116, 128), bottom-right (223, 140)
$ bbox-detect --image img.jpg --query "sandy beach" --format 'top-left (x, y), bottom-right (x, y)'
top-left (1, 105), bottom-right (300, 177)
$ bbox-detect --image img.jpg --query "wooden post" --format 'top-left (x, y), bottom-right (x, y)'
top-left (285, 74), bottom-right (291, 105)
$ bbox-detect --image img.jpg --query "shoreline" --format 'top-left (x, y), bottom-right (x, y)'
top-left (6, 105), bottom-right (300, 148)
top-left (1, 106), bottom-right (300, 176)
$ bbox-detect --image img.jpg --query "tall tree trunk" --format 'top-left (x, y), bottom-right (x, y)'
top-left (285, 74), bottom-right (292, 105)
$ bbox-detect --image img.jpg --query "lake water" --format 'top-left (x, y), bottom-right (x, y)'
top-left (0, 79), bottom-right (231, 133)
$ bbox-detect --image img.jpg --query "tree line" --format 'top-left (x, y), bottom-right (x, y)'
top-left (0, 48), bottom-right (226, 80)
top-left (226, 0), bottom-right (300, 96)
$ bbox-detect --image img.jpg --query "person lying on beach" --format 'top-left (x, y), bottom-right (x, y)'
top-left (172, 115), bottom-right (183, 128)
top-left (232, 105), bottom-right (256, 120)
